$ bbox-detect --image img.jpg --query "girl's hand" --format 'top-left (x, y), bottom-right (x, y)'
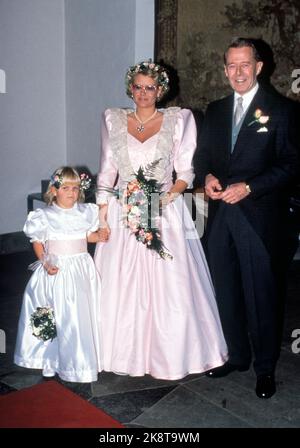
top-left (44, 263), bottom-right (59, 275)
top-left (87, 227), bottom-right (110, 243)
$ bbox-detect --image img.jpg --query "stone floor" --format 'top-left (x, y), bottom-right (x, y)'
top-left (0, 250), bottom-right (299, 428)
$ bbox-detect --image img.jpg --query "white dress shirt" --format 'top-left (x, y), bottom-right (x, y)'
top-left (234, 83), bottom-right (259, 117)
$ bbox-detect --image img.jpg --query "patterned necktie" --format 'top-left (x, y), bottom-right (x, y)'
top-left (234, 96), bottom-right (244, 127)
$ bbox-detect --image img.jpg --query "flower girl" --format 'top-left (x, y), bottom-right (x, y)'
top-left (14, 166), bottom-right (105, 382)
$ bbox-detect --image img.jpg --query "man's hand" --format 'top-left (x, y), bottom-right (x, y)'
top-left (221, 182), bottom-right (250, 204)
top-left (205, 174), bottom-right (223, 200)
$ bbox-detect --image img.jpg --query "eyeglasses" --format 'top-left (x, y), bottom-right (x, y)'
top-left (132, 84), bottom-right (157, 93)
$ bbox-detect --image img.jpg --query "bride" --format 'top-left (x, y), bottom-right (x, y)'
top-left (94, 60), bottom-right (228, 379)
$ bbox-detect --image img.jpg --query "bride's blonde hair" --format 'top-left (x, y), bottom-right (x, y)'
top-left (125, 59), bottom-right (169, 99)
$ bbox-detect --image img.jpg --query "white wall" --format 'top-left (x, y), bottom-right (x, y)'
top-left (0, 0), bottom-right (66, 234)
top-left (65, 0), bottom-right (136, 171)
top-left (135, 0), bottom-right (155, 62)
top-left (65, 0), bottom-right (155, 171)
top-left (0, 0), bottom-right (154, 234)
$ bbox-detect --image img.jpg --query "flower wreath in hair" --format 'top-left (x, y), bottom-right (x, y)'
top-left (125, 59), bottom-right (170, 99)
top-left (50, 173), bottom-right (91, 191)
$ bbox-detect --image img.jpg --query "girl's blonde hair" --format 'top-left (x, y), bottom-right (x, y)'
top-left (44, 166), bottom-right (85, 205)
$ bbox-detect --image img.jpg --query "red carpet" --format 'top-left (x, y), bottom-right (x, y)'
top-left (0, 381), bottom-right (123, 428)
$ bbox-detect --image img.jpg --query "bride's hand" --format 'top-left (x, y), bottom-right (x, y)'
top-left (160, 191), bottom-right (179, 208)
top-left (98, 224), bottom-right (111, 242)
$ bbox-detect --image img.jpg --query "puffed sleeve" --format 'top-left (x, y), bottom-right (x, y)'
top-left (174, 109), bottom-right (197, 188)
top-left (23, 209), bottom-right (48, 243)
top-left (96, 109), bottom-right (119, 204)
top-left (85, 203), bottom-right (100, 234)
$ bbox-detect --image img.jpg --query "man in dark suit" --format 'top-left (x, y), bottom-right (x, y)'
top-left (195, 37), bottom-right (298, 399)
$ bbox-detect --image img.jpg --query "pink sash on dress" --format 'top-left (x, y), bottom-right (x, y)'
top-left (46, 239), bottom-right (87, 255)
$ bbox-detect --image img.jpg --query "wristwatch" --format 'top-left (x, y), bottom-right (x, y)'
top-left (245, 184), bottom-right (251, 194)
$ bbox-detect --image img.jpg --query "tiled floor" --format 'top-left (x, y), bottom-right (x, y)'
top-left (0, 250), bottom-right (300, 428)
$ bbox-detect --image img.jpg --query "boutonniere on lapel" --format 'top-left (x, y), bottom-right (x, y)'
top-left (248, 109), bottom-right (269, 132)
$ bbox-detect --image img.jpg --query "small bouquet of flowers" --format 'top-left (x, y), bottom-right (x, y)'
top-left (79, 173), bottom-right (92, 191)
top-left (30, 306), bottom-right (57, 342)
top-left (98, 160), bottom-right (173, 260)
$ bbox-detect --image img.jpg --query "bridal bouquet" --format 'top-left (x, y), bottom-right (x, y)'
top-left (30, 307), bottom-right (57, 342)
top-left (98, 160), bottom-right (173, 260)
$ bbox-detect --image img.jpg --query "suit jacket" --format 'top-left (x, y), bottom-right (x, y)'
top-left (194, 85), bottom-right (298, 254)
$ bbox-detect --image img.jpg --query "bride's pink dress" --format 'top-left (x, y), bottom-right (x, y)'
top-left (94, 107), bottom-right (228, 379)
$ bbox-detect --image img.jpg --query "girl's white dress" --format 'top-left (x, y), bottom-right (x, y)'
top-left (94, 107), bottom-right (228, 380)
top-left (14, 202), bottom-right (102, 383)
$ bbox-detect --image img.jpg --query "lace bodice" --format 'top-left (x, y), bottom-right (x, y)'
top-left (96, 107), bottom-right (197, 204)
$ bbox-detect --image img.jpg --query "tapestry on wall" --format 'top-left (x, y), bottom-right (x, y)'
top-left (155, 0), bottom-right (300, 111)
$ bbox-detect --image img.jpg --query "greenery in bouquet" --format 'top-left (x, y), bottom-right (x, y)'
top-left (98, 160), bottom-right (173, 260)
top-left (123, 164), bottom-right (172, 260)
top-left (30, 306), bottom-right (57, 342)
